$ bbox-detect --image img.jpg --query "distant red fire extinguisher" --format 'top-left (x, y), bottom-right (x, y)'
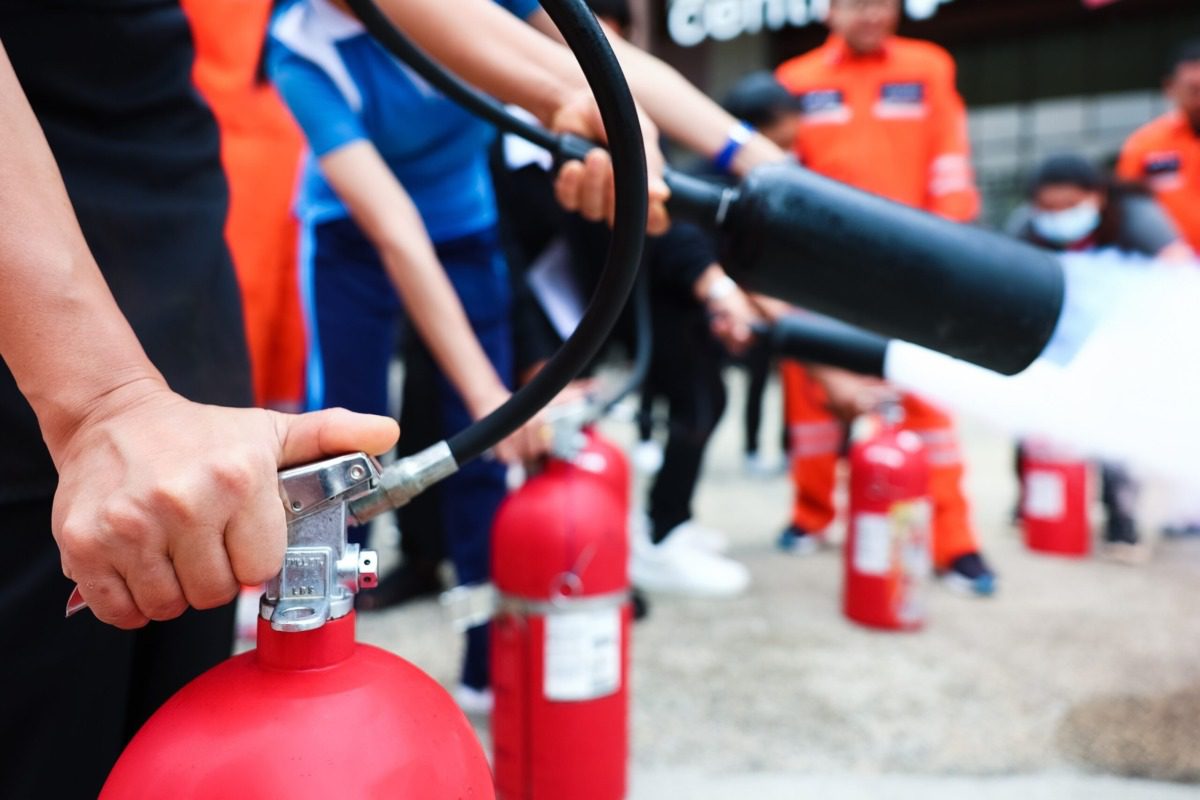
top-left (490, 429), bottom-right (631, 800)
top-left (844, 404), bottom-right (933, 631)
top-left (1019, 440), bottom-right (1091, 557)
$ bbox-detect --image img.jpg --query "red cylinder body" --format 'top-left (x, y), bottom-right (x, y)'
top-left (491, 433), bottom-right (631, 800)
top-left (844, 416), bottom-right (933, 631)
top-left (1020, 441), bottom-right (1091, 557)
top-left (101, 612), bottom-right (493, 798)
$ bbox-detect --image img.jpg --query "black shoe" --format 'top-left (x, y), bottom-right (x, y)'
top-left (777, 525), bottom-right (819, 556)
top-left (631, 588), bottom-right (650, 622)
top-left (1104, 514), bottom-right (1139, 546)
top-left (356, 559), bottom-right (444, 611)
top-left (941, 552), bottom-right (997, 597)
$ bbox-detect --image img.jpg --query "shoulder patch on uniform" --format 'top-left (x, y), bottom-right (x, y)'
top-left (1143, 150), bottom-right (1184, 192)
top-left (875, 81), bottom-right (928, 120)
top-left (798, 88), bottom-right (850, 124)
top-left (1144, 151), bottom-right (1182, 175)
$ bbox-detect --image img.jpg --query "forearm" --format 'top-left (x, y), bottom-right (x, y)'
top-left (318, 143), bottom-right (508, 418)
top-left (0, 42), bottom-right (163, 458)
top-left (525, 12), bottom-right (785, 173)
top-left (604, 37), bottom-right (784, 174)
top-left (373, 0), bottom-right (576, 125)
top-left (378, 240), bottom-right (508, 418)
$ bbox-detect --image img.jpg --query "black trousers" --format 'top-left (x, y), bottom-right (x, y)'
top-left (0, 500), bottom-right (235, 799)
top-left (397, 335), bottom-right (447, 566)
top-left (740, 339), bottom-right (772, 457)
top-left (646, 302), bottom-right (728, 543)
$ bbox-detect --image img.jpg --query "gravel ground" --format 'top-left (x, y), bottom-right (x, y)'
top-left (356, 371), bottom-right (1200, 796)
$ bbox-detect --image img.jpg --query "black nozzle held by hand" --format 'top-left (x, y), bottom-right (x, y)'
top-left (712, 163), bottom-right (1064, 376)
top-left (769, 314), bottom-right (890, 378)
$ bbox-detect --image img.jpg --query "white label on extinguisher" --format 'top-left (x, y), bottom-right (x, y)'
top-left (544, 607), bottom-right (622, 702)
top-left (853, 513), bottom-right (892, 576)
top-left (1024, 470), bottom-right (1065, 519)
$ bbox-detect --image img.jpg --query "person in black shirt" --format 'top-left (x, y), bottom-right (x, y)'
top-left (0, 6), bottom-right (401, 796)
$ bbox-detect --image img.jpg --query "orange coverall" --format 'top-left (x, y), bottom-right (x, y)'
top-left (1117, 111), bottom-right (1200, 252)
top-left (775, 34), bottom-right (980, 568)
top-left (182, 0), bottom-right (307, 411)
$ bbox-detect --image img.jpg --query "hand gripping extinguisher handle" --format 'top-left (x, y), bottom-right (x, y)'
top-left (342, 0), bottom-right (648, 522)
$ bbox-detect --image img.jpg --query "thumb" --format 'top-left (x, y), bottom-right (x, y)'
top-left (273, 407), bottom-right (400, 467)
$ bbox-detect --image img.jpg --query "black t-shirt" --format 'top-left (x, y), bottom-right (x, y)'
top-left (0, 1), bottom-right (251, 503)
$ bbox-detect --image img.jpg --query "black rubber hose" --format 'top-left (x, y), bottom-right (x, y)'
top-left (767, 314), bottom-right (890, 378)
top-left (345, 0), bottom-right (647, 464)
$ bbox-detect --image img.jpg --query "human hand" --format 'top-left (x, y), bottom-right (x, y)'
top-left (50, 381), bottom-right (398, 629)
top-left (748, 293), bottom-right (795, 323)
top-left (549, 90), bottom-right (670, 235)
top-left (708, 288), bottom-right (763, 356)
top-left (467, 383), bottom-right (553, 464)
top-left (808, 366), bottom-right (895, 422)
top-left (693, 266), bottom-right (761, 355)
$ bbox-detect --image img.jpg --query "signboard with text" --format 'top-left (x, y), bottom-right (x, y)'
top-left (666, 0), bottom-right (959, 48)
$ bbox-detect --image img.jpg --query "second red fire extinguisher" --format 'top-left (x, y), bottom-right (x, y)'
top-left (844, 403), bottom-right (934, 632)
top-left (490, 429), bottom-right (632, 800)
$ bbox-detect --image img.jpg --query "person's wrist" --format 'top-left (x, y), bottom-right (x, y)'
top-left (38, 371), bottom-right (172, 464)
top-left (712, 121), bottom-right (755, 174)
top-left (730, 135), bottom-right (790, 177)
top-left (464, 381), bottom-right (511, 422)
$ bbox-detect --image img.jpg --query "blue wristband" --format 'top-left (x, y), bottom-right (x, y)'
top-left (712, 121), bottom-right (754, 174)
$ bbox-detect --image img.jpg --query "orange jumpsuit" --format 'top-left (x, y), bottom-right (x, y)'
top-left (775, 34), bottom-right (979, 568)
top-left (182, 0), bottom-right (307, 411)
top-left (1117, 110), bottom-right (1200, 252)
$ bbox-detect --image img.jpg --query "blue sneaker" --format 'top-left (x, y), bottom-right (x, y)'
top-left (777, 525), bottom-right (820, 556)
top-left (941, 552), bottom-right (997, 597)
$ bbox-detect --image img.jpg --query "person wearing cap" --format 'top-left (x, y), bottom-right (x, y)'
top-left (773, 0), bottom-right (996, 595)
top-left (722, 70), bottom-right (804, 152)
top-left (1118, 40), bottom-right (1200, 253)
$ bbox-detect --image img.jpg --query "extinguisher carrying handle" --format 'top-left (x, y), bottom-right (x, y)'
top-left (263, 453), bottom-right (384, 631)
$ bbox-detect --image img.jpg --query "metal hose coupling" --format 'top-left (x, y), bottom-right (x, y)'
top-left (348, 441), bottom-right (459, 526)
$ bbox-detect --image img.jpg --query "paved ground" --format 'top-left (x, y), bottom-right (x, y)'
top-left (356, 371), bottom-right (1200, 797)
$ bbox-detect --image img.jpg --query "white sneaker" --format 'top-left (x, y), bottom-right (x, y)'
top-left (454, 684), bottom-right (494, 717)
top-left (667, 520), bottom-right (730, 555)
top-left (632, 440), bottom-right (664, 474)
top-left (631, 531), bottom-right (750, 598)
top-left (744, 452), bottom-right (784, 477)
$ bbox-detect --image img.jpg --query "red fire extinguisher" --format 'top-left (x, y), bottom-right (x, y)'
top-left (844, 403), bottom-right (933, 631)
top-left (1019, 440), bottom-right (1091, 557)
top-left (490, 429), bottom-right (631, 800)
top-left (101, 453), bottom-right (494, 799)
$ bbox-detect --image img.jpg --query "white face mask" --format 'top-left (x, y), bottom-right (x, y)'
top-left (1031, 200), bottom-right (1101, 246)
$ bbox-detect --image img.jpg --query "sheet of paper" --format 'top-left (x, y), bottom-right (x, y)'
top-left (526, 237), bottom-right (586, 340)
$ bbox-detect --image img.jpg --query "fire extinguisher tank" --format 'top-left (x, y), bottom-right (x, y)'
top-left (844, 413), bottom-right (934, 631)
top-left (491, 432), bottom-right (631, 800)
top-left (101, 613), bottom-right (494, 799)
top-left (1020, 442), bottom-right (1091, 557)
